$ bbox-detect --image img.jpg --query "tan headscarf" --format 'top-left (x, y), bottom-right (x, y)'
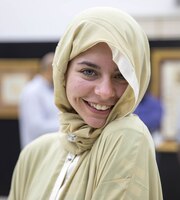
top-left (53, 7), bottom-right (150, 155)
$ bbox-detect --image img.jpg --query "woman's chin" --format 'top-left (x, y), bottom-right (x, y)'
top-left (85, 119), bottom-right (106, 129)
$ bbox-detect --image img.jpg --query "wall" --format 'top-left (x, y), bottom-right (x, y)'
top-left (0, 0), bottom-right (180, 41)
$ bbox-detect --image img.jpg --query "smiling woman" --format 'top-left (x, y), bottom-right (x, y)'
top-left (8, 7), bottom-right (163, 200)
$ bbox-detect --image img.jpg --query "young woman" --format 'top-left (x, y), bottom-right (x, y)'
top-left (8, 7), bottom-right (163, 200)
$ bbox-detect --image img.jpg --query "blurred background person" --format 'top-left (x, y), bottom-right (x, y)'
top-left (134, 90), bottom-right (164, 159)
top-left (19, 52), bottom-right (60, 148)
top-left (134, 89), bottom-right (163, 135)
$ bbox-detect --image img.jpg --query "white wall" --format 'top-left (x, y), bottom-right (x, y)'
top-left (0, 0), bottom-right (180, 41)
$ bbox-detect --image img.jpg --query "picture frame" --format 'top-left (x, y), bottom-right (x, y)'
top-left (0, 59), bottom-right (40, 119)
top-left (151, 48), bottom-right (180, 140)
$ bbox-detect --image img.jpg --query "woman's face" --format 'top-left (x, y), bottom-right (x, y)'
top-left (66, 43), bottom-right (128, 128)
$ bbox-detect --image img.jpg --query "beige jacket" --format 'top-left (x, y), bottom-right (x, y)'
top-left (8, 7), bottom-right (163, 200)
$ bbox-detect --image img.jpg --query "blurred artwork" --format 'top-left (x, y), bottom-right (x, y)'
top-left (1, 73), bottom-right (29, 105)
top-left (0, 59), bottom-right (39, 118)
top-left (161, 60), bottom-right (180, 139)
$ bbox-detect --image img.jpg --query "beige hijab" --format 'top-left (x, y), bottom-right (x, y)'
top-left (53, 7), bottom-right (150, 155)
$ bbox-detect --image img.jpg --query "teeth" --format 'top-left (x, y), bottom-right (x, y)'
top-left (89, 103), bottom-right (111, 111)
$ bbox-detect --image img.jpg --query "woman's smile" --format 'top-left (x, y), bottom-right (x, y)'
top-left (88, 102), bottom-right (111, 111)
top-left (84, 99), bottom-right (113, 114)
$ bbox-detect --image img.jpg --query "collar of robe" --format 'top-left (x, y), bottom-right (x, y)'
top-left (60, 112), bottom-right (103, 155)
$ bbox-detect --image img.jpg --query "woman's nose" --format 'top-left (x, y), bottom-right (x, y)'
top-left (95, 79), bottom-right (115, 99)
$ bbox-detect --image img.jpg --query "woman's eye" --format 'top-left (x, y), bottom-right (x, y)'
top-left (81, 69), bottom-right (96, 77)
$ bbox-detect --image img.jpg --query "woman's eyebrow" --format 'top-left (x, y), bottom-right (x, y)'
top-left (78, 61), bottom-right (100, 69)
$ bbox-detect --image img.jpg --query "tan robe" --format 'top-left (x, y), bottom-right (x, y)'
top-left (8, 115), bottom-right (162, 199)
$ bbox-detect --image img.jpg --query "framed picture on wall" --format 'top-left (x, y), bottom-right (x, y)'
top-left (151, 48), bottom-right (180, 140)
top-left (0, 59), bottom-right (40, 119)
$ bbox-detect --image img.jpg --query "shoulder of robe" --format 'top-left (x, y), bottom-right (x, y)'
top-left (19, 132), bottom-right (62, 163)
top-left (101, 114), bottom-right (153, 147)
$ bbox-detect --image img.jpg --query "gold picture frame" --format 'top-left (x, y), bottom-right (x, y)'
top-left (151, 48), bottom-right (180, 97)
top-left (0, 59), bottom-right (40, 119)
top-left (151, 48), bottom-right (180, 140)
